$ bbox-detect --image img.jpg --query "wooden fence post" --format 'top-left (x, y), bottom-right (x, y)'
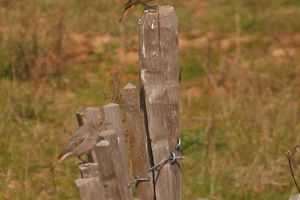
top-left (102, 103), bottom-right (126, 151)
top-left (123, 83), bottom-right (154, 200)
top-left (102, 103), bottom-right (132, 198)
top-left (92, 140), bottom-right (121, 200)
top-left (85, 107), bottom-right (104, 162)
top-left (139, 6), bottom-right (181, 200)
top-left (79, 163), bottom-right (107, 197)
top-left (75, 178), bottom-right (106, 200)
top-left (79, 163), bottom-right (101, 179)
top-left (100, 129), bottom-right (133, 200)
top-left (86, 107), bottom-right (104, 128)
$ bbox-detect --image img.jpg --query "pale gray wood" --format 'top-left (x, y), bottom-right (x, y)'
top-left (79, 163), bottom-right (101, 178)
top-left (86, 107), bottom-right (105, 129)
top-left (139, 6), bottom-right (180, 200)
top-left (102, 103), bottom-right (126, 151)
top-left (85, 107), bottom-right (105, 162)
top-left (123, 83), bottom-right (154, 200)
top-left (78, 163), bottom-right (107, 199)
top-left (290, 194), bottom-right (300, 200)
top-left (100, 129), bottom-right (133, 200)
top-left (75, 177), bottom-right (106, 200)
top-left (92, 139), bottom-right (121, 200)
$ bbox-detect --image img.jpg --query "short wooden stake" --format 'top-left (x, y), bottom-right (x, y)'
top-left (75, 177), bottom-right (106, 200)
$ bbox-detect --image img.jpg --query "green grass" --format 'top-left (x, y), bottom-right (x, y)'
top-left (0, 0), bottom-right (300, 199)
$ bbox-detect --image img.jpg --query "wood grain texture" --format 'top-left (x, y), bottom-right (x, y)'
top-left (78, 163), bottom-right (107, 199)
top-left (100, 129), bottom-right (133, 200)
top-left (92, 140), bottom-right (121, 200)
top-left (102, 103), bottom-right (126, 151)
top-left (103, 103), bottom-right (132, 199)
top-left (79, 163), bottom-right (101, 178)
top-left (75, 177), bottom-right (106, 200)
top-left (86, 107), bottom-right (104, 128)
top-left (139, 6), bottom-right (180, 200)
top-left (85, 107), bottom-right (105, 162)
top-left (123, 83), bottom-right (154, 200)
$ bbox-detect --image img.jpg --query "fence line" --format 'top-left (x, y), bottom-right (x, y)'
top-left (71, 5), bottom-right (181, 200)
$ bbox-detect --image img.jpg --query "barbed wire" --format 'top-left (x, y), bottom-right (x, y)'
top-left (128, 138), bottom-right (184, 187)
top-left (127, 175), bottom-right (151, 188)
top-left (149, 139), bottom-right (184, 182)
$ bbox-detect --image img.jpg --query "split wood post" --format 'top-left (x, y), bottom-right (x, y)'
top-left (75, 177), bottom-right (106, 200)
top-left (139, 5), bottom-right (181, 200)
top-left (102, 103), bottom-right (126, 151)
top-left (79, 163), bottom-right (101, 178)
top-left (102, 103), bottom-right (132, 198)
top-left (86, 107), bottom-right (104, 128)
top-left (78, 163), bottom-right (107, 199)
top-left (123, 83), bottom-right (154, 200)
top-left (100, 129), bottom-right (133, 200)
top-left (85, 107), bottom-right (105, 162)
top-left (92, 140), bottom-right (121, 200)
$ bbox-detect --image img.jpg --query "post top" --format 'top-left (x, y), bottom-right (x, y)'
top-left (124, 83), bottom-right (137, 90)
top-left (103, 103), bottom-right (119, 108)
top-left (86, 107), bottom-right (100, 111)
top-left (144, 5), bottom-right (175, 15)
top-left (78, 162), bottom-right (98, 170)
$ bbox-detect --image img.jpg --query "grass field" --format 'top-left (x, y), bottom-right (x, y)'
top-left (0, 0), bottom-right (300, 199)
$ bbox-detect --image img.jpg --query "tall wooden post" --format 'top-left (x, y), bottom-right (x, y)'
top-left (123, 83), bottom-right (154, 200)
top-left (139, 6), bottom-right (181, 200)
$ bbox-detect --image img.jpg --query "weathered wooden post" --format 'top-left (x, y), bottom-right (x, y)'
top-left (139, 5), bottom-right (181, 200)
top-left (75, 163), bottom-right (106, 200)
top-left (92, 139), bottom-right (121, 199)
top-left (79, 163), bottom-right (106, 198)
top-left (99, 129), bottom-right (133, 200)
top-left (79, 163), bottom-right (101, 178)
top-left (86, 107), bottom-right (104, 128)
top-left (75, 178), bottom-right (106, 200)
top-left (123, 83), bottom-right (154, 200)
top-left (102, 103), bottom-right (126, 150)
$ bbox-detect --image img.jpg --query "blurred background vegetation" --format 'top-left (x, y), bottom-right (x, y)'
top-left (0, 0), bottom-right (299, 199)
